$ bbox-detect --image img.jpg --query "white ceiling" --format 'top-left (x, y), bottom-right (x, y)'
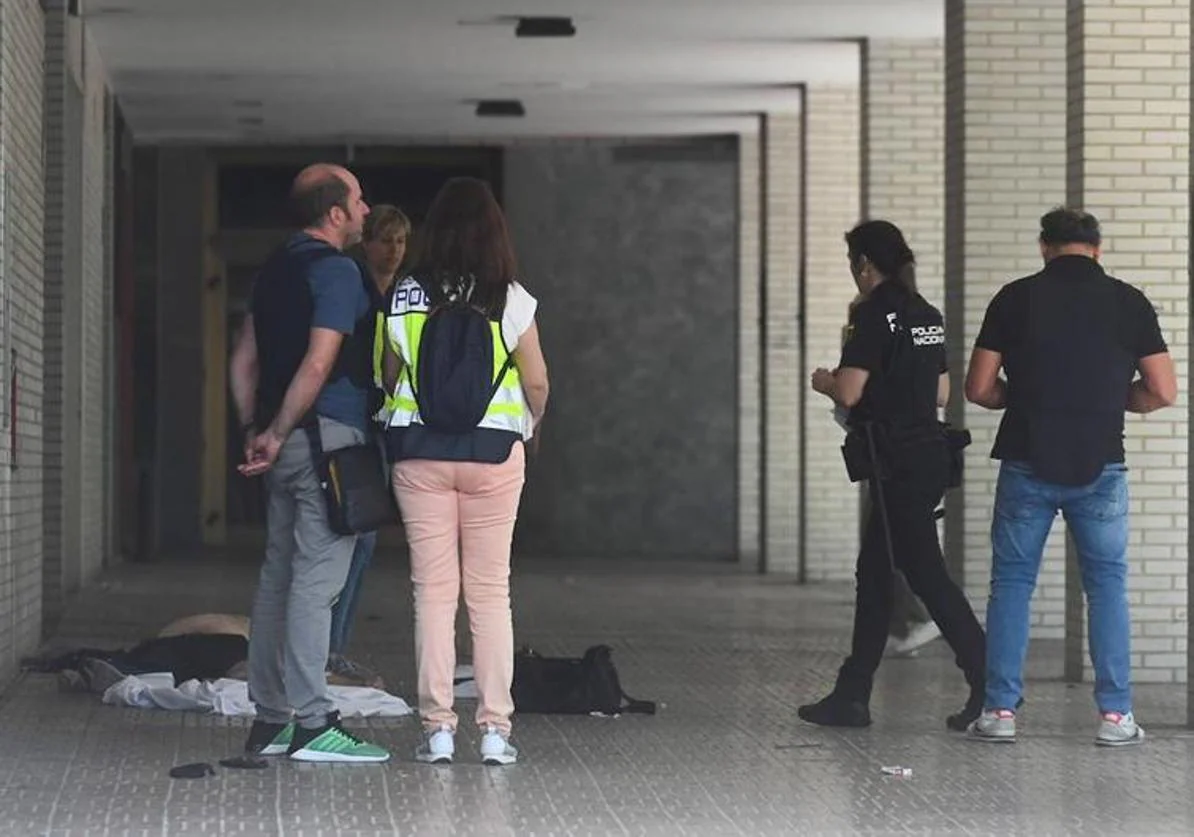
top-left (84, 0), bottom-right (944, 143)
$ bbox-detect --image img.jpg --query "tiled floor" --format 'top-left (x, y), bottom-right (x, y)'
top-left (3, 551), bottom-right (1193, 836)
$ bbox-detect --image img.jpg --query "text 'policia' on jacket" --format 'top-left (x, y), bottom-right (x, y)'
top-left (383, 275), bottom-right (527, 464)
top-left (251, 237), bottom-right (374, 431)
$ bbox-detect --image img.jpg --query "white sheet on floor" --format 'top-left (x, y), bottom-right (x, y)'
top-left (101, 674), bottom-right (413, 718)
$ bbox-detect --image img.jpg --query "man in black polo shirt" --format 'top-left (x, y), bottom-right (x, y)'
top-left (964, 208), bottom-right (1177, 747)
top-left (229, 163), bottom-right (389, 763)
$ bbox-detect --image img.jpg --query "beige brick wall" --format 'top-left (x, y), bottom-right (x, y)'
top-left (1068, 0), bottom-right (1190, 684)
top-left (945, 0), bottom-right (1069, 635)
top-left (40, 0), bottom-right (66, 626)
top-left (866, 39), bottom-right (946, 310)
top-left (738, 128), bottom-right (762, 567)
top-left (0, 0), bottom-right (46, 682)
top-left (42, 7), bottom-right (112, 625)
top-left (865, 38), bottom-right (949, 566)
top-left (803, 87), bottom-right (862, 581)
top-left (763, 114), bottom-right (803, 573)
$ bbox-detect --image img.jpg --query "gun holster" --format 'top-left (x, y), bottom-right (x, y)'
top-left (841, 423), bottom-right (891, 484)
top-left (942, 424), bottom-right (971, 489)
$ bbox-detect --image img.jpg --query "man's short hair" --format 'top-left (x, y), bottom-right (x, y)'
top-left (290, 173), bottom-right (350, 229)
top-left (1039, 207), bottom-right (1101, 247)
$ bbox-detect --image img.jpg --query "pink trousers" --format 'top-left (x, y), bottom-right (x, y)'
top-left (392, 444), bottom-right (525, 735)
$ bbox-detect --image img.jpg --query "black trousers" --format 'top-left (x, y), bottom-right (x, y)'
top-left (862, 489), bottom-right (932, 637)
top-left (835, 441), bottom-right (985, 703)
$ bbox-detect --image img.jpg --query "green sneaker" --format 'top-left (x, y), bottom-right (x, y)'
top-left (288, 713), bottom-right (390, 763)
top-left (244, 721), bottom-right (294, 756)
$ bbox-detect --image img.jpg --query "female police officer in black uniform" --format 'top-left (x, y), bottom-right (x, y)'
top-left (799, 220), bottom-right (986, 731)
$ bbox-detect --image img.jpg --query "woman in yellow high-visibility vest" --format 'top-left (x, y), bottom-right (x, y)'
top-left (380, 178), bottom-right (549, 767)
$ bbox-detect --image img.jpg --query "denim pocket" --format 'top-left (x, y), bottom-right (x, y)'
top-left (994, 463), bottom-right (1054, 521)
top-left (1068, 469), bottom-right (1129, 521)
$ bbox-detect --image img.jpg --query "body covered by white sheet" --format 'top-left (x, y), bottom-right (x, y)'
top-left (102, 674), bottom-right (413, 718)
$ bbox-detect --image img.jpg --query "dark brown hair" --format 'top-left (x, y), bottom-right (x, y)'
top-left (845, 219), bottom-right (917, 294)
top-left (409, 177), bottom-right (517, 315)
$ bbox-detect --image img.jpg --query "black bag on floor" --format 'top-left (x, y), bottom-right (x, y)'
top-left (512, 645), bottom-right (656, 716)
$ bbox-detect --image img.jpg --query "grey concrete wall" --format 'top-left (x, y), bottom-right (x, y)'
top-left (153, 148), bottom-right (206, 556)
top-left (503, 139), bottom-right (739, 560)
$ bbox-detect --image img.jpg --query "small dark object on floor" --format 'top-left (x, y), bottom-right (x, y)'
top-left (219, 755), bottom-right (269, 770)
top-left (169, 762), bottom-right (215, 779)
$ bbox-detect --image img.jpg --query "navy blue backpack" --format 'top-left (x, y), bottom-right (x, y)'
top-left (410, 279), bottom-right (513, 434)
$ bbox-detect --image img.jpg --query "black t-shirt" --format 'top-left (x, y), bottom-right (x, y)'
top-left (840, 282), bottom-right (947, 429)
top-left (975, 255), bottom-right (1167, 481)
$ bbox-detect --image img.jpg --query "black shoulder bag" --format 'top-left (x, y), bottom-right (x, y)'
top-left (305, 421), bottom-right (396, 536)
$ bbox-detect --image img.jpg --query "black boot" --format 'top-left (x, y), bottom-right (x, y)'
top-left (946, 689), bottom-right (983, 731)
top-left (798, 693), bottom-right (872, 728)
top-left (947, 691), bottom-right (1024, 732)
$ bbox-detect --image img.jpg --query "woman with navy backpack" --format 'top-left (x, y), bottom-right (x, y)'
top-left (380, 177), bottom-right (549, 765)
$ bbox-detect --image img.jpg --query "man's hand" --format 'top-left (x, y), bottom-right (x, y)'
top-left (811, 367), bottom-right (836, 397)
top-left (240, 426), bottom-right (257, 470)
top-left (238, 429), bottom-right (286, 477)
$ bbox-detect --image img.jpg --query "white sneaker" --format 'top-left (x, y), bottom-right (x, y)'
top-left (889, 621), bottom-right (942, 657)
top-left (885, 635), bottom-right (919, 658)
top-left (968, 709), bottom-right (1017, 743)
top-left (415, 725), bottom-right (455, 764)
top-left (1096, 712), bottom-right (1144, 748)
top-left (480, 725), bottom-right (518, 766)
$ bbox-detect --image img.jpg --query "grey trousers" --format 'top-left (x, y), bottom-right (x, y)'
top-left (247, 416), bottom-right (362, 728)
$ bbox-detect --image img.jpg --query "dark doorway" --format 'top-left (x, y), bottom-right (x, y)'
top-left (216, 147), bottom-right (504, 531)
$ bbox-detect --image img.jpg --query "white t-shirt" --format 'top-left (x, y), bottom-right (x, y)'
top-left (501, 281), bottom-right (538, 352)
top-left (498, 282), bottom-right (538, 439)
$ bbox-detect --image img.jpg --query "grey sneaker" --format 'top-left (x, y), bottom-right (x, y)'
top-left (968, 709), bottom-right (1017, 743)
top-left (480, 725), bottom-right (518, 766)
top-left (415, 725), bottom-right (455, 764)
top-left (1096, 712), bottom-right (1144, 747)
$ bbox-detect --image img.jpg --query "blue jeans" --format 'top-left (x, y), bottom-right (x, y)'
top-left (986, 461), bottom-right (1132, 714)
top-left (329, 530), bottom-right (378, 656)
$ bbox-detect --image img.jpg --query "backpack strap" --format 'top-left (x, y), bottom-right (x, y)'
top-left (487, 338), bottom-right (516, 402)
